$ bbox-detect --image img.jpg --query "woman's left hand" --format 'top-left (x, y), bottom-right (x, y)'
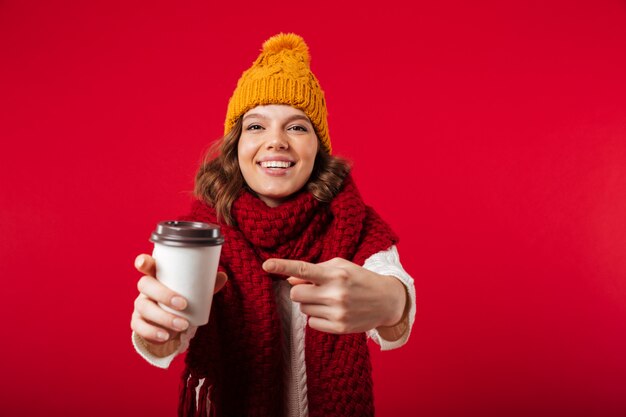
top-left (262, 257), bottom-right (406, 334)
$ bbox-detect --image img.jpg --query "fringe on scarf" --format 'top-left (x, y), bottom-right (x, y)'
top-left (179, 370), bottom-right (214, 417)
top-left (179, 371), bottom-right (197, 417)
top-left (197, 380), bottom-right (211, 417)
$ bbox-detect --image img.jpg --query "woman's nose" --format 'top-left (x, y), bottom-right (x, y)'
top-left (265, 130), bottom-right (289, 150)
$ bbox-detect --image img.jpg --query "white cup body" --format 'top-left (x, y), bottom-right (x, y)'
top-left (152, 242), bottom-right (222, 326)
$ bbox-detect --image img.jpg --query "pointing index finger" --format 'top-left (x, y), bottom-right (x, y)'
top-left (263, 259), bottom-right (328, 284)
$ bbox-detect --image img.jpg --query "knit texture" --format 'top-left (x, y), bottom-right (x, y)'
top-left (224, 33), bottom-right (332, 154)
top-left (178, 176), bottom-right (397, 417)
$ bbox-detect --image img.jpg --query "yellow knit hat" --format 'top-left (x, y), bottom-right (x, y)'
top-left (224, 33), bottom-right (331, 154)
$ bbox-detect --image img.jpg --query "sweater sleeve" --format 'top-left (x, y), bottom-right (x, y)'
top-left (131, 326), bottom-right (198, 369)
top-left (363, 245), bottom-right (416, 350)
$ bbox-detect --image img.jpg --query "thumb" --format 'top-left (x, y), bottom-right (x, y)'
top-left (214, 271), bottom-right (228, 294)
top-left (135, 254), bottom-right (156, 277)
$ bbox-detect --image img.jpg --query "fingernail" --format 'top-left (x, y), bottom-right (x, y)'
top-left (173, 318), bottom-right (189, 331)
top-left (263, 260), bottom-right (275, 271)
top-left (171, 296), bottom-right (186, 310)
top-left (135, 256), bottom-right (145, 269)
top-left (156, 331), bottom-right (169, 341)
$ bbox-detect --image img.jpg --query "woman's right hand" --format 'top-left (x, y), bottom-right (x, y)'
top-left (130, 254), bottom-right (228, 355)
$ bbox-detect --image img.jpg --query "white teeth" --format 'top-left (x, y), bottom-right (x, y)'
top-left (260, 161), bottom-right (293, 168)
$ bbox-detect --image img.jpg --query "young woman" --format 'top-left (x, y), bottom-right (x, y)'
top-left (130, 33), bottom-right (416, 417)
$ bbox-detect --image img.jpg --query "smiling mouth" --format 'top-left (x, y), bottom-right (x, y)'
top-left (258, 161), bottom-right (295, 169)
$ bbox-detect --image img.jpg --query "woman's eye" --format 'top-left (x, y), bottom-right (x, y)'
top-left (246, 124), bottom-right (263, 131)
top-left (288, 125), bottom-right (308, 132)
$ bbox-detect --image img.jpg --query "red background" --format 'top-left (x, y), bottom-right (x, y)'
top-left (2, 1), bottom-right (626, 416)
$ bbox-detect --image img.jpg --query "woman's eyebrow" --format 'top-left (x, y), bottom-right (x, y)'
top-left (285, 114), bottom-right (312, 124)
top-left (242, 113), bottom-right (312, 124)
top-left (242, 113), bottom-right (267, 121)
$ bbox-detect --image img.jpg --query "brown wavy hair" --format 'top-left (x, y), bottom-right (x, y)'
top-left (194, 118), bottom-right (351, 225)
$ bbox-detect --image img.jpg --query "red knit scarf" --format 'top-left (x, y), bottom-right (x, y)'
top-left (178, 176), bottom-right (397, 417)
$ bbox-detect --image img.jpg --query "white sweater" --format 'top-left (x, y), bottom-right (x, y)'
top-left (133, 245), bottom-right (416, 417)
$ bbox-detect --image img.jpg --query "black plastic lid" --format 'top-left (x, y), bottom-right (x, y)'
top-left (150, 221), bottom-right (224, 247)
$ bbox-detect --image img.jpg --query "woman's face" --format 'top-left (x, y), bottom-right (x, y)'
top-left (238, 104), bottom-right (319, 207)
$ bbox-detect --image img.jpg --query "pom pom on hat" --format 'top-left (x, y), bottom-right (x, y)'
top-left (224, 33), bottom-right (331, 154)
top-left (261, 33), bottom-right (311, 64)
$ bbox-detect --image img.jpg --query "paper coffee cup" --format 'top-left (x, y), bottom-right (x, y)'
top-left (150, 220), bottom-right (224, 326)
